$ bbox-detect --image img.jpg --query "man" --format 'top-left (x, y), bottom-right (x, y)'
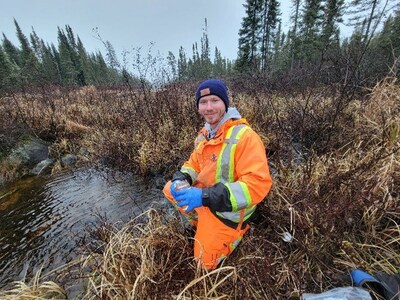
top-left (163, 79), bottom-right (272, 269)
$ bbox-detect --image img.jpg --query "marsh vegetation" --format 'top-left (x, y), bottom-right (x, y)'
top-left (0, 76), bottom-right (398, 299)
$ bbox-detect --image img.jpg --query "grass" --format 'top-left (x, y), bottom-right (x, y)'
top-left (78, 209), bottom-right (240, 299)
top-left (0, 268), bottom-right (67, 299)
top-left (0, 78), bottom-right (399, 298)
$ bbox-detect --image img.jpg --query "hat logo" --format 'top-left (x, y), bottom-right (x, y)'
top-left (200, 88), bottom-right (211, 97)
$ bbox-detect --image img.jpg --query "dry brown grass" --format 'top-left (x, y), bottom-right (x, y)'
top-left (0, 268), bottom-right (67, 299)
top-left (250, 78), bottom-right (400, 297)
top-left (79, 209), bottom-right (241, 299)
top-left (0, 84), bottom-right (201, 180)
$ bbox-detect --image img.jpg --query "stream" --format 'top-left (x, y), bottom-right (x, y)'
top-left (0, 168), bottom-right (165, 293)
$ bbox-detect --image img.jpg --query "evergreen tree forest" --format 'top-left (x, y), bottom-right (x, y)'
top-left (0, 20), bottom-right (124, 91)
top-left (1, 0), bottom-right (400, 92)
top-left (235, 0), bottom-right (400, 88)
top-left (164, 0), bottom-right (400, 87)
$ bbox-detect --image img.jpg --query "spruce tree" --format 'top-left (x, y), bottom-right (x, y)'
top-left (167, 51), bottom-right (177, 80)
top-left (57, 27), bottom-right (76, 85)
top-left (30, 29), bottom-right (59, 84)
top-left (299, 0), bottom-right (324, 64)
top-left (177, 46), bottom-right (188, 81)
top-left (367, 9), bottom-right (400, 80)
top-left (66, 26), bottom-right (86, 86)
top-left (77, 37), bottom-right (92, 83)
top-left (190, 42), bottom-right (202, 79)
top-left (0, 46), bottom-right (15, 90)
top-left (319, 0), bottom-right (345, 84)
top-left (14, 19), bottom-right (40, 85)
top-left (260, 0), bottom-right (280, 72)
top-left (200, 18), bottom-right (212, 78)
top-left (51, 43), bottom-right (62, 84)
top-left (14, 20), bottom-right (33, 64)
top-left (29, 28), bottom-right (42, 61)
top-left (213, 46), bottom-right (226, 77)
top-left (41, 41), bottom-right (59, 84)
top-left (236, 0), bottom-right (263, 73)
top-left (2, 34), bottom-right (21, 66)
top-left (321, 0), bottom-right (345, 45)
top-left (271, 21), bottom-right (289, 73)
top-left (93, 51), bottom-right (109, 84)
top-left (289, 0), bottom-right (303, 69)
top-left (347, 0), bottom-right (383, 43)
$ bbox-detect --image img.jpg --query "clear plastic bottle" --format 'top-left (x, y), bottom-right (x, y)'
top-left (174, 180), bottom-right (190, 190)
top-left (174, 180), bottom-right (190, 211)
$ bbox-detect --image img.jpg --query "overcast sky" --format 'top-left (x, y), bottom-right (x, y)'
top-left (0, 0), bottom-right (293, 63)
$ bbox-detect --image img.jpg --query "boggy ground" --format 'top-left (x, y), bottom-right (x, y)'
top-left (0, 78), bottom-right (399, 299)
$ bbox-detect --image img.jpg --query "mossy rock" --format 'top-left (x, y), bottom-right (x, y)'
top-left (0, 134), bottom-right (50, 187)
top-left (8, 134), bottom-right (49, 167)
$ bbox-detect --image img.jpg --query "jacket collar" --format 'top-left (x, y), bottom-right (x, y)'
top-left (200, 107), bottom-right (248, 140)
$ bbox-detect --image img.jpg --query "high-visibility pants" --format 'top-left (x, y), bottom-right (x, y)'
top-left (163, 181), bottom-right (249, 269)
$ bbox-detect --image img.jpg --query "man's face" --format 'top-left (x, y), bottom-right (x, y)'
top-left (198, 95), bottom-right (226, 128)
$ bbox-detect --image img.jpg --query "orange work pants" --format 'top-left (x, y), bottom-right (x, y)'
top-left (163, 181), bottom-right (249, 269)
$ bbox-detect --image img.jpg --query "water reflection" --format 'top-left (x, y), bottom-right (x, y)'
top-left (0, 168), bottom-right (161, 287)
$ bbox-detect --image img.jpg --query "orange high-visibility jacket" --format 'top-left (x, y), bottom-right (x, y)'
top-left (177, 117), bottom-right (272, 229)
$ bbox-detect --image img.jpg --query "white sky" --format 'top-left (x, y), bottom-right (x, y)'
top-left (0, 0), bottom-right (293, 63)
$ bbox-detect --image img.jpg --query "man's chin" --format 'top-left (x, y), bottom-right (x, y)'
top-left (205, 117), bottom-right (217, 124)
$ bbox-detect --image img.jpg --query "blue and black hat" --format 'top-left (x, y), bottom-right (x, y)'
top-left (195, 79), bottom-right (229, 112)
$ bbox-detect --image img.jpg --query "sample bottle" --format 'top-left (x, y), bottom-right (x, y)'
top-left (174, 180), bottom-right (190, 190)
top-left (174, 180), bottom-right (190, 212)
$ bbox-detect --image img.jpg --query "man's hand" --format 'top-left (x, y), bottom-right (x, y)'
top-left (170, 180), bottom-right (180, 199)
top-left (175, 187), bottom-right (203, 213)
top-left (170, 180), bottom-right (190, 199)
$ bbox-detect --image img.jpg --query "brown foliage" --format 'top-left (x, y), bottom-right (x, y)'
top-left (0, 78), bottom-right (399, 298)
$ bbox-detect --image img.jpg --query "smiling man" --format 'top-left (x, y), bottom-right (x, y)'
top-left (163, 79), bottom-right (272, 269)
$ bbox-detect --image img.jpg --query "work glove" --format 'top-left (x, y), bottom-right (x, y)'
top-left (174, 187), bottom-right (203, 213)
top-left (170, 180), bottom-right (190, 199)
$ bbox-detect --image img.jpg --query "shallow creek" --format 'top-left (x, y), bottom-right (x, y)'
top-left (0, 168), bottom-right (164, 290)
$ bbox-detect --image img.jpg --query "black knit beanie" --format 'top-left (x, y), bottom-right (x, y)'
top-left (195, 79), bottom-right (229, 112)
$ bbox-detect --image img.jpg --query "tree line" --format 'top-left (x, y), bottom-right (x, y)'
top-left (234, 0), bottom-right (400, 86)
top-left (169, 0), bottom-right (399, 87)
top-left (166, 19), bottom-right (236, 81)
top-left (0, 20), bottom-right (125, 91)
top-left (1, 0), bottom-right (399, 92)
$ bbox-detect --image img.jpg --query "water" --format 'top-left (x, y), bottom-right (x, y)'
top-left (0, 168), bottom-right (163, 289)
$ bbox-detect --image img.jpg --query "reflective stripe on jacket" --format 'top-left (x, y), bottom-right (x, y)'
top-left (180, 118), bottom-right (272, 227)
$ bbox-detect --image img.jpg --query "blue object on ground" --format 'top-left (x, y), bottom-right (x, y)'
top-left (350, 269), bottom-right (381, 287)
